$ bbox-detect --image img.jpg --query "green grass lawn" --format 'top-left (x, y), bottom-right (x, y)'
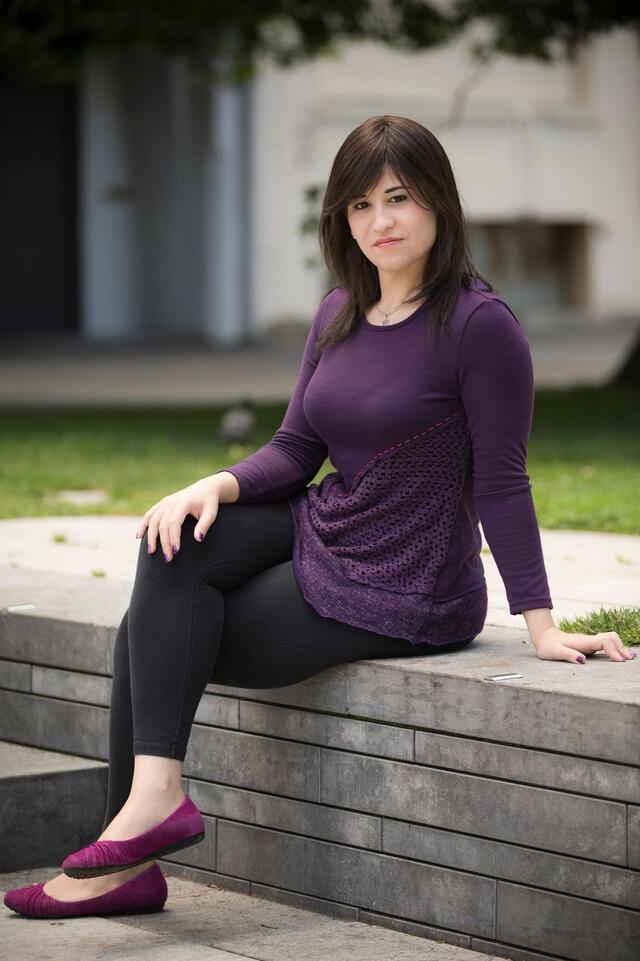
top-left (1, 383), bottom-right (638, 641)
top-left (0, 384), bottom-right (638, 532)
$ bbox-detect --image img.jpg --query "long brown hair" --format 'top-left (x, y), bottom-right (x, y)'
top-left (314, 114), bottom-right (494, 356)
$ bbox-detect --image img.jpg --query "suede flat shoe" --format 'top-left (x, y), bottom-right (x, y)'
top-left (3, 861), bottom-right (167, 918)
top-left (62, 794), bottom-right (205, 878)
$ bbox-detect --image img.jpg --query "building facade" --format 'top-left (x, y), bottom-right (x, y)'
top-left (1, 25), bottom-right (638, 346)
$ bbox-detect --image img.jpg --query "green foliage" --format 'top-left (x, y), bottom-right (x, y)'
top-left (0, 385), bottom-right (638, 532)
top-left (3, 1), bottom-right (636, 84)
top-left (451, 1), bottom-right (640, 62)
top-left (525, 384), bottom-right (640, 533)
top-left (558, 606), bottom-right (640, 645)
top-left (0, 0), bottom-right (451, 84)
top-left (300, 182), bottom-right (326, 271)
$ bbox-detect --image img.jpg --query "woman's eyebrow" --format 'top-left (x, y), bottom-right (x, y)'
top-left (353, 184), bottom-right (407, 199)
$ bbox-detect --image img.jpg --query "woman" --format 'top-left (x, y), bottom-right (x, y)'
top-left (5, 114), bottom-right (635, 919)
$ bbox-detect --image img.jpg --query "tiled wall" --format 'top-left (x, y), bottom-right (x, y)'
top-left (1, 614), bottom-right (639, 961)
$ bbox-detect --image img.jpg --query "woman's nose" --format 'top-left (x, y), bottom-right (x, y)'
top-left (372, 210), bottom-right (394, 229)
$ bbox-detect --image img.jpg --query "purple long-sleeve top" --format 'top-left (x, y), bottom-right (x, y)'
top-left (220, 279), bottom-right (553, 645)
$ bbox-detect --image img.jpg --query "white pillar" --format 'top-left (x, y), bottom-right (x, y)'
top-left (202, 71), bottom-right (256, 345)
top-left (78, 53), bottom-right (142, 341)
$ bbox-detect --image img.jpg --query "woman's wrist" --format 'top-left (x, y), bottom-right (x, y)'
top-left (522, 608), bottom-right (556, 646)
top-left (207, 470), bottom-right (240, 504)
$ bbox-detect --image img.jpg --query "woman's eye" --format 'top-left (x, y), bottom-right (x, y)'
top-left (353, 194), bottom-right (406, 211)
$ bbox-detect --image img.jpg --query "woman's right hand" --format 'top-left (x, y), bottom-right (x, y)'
top-left (135, 475), bottom-right (223, 562)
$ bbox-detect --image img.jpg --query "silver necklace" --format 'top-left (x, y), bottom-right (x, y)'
top-left (374, 289), bottom-right (423, 326)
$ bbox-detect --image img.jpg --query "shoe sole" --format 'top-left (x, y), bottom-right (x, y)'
top-left (6, 901), bottom-right (166, 918)
top-left (63, 831), bottom-right (205, 879)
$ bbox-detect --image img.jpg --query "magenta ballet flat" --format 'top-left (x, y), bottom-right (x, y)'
top-left (62, 794), bottom-right (205, 878)
top-left (3, 861), bottom-right (167, 918)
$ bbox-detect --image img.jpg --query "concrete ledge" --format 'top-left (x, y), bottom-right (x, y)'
top-left (0, 566), bottom-right (639, 960)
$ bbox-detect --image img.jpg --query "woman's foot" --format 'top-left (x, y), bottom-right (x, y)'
top-left (5, 861), bottom-right (168, 917)
top-left (62, 789), bottom-right (204, 879)
top-left (42, 860), bottom-right (156, 902)
top-left (98, 787), bottom-right (186, 843)
top-left (60, 757), bottom-right (202, 879)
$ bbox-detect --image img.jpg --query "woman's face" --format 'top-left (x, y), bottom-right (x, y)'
top-left (346, 166), bottom-right (437, 275)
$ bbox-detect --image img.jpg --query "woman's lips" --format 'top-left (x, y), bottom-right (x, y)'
top-left (374, 238), bottom-right (402, 248)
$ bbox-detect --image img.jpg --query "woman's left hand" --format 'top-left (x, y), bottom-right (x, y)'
top-left (532, 627), bottom-right (638, 664)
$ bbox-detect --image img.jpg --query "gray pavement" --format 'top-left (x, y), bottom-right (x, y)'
top-left (1, 861), bottom-right (509, 961)
top-left (0, 318), bottom-right (638, 407)
top-left (1, 514), bottom-right (638, 632)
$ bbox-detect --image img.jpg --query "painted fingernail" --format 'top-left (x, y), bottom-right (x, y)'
top-left (576, 655), bottom-right (586, 664)
top-left (147, 545), bottom-right (153, 553)
top-left (164, 553), bottom-right (171, 562)
top-left (197, 532), bottom-right (204, 541)
top-left (172, 545), bottom-right (178, 554)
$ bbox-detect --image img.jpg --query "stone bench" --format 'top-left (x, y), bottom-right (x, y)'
top-left (0, 564), bottom-right (638, 961)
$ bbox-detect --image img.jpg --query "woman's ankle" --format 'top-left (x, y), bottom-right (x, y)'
top-left (127, 758), bottom-right (184, 806)
top-left (126, 785), bottom-right (185, 808)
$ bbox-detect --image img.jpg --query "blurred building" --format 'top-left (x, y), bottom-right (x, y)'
top-left (0, 25), bottom-right (638, 347)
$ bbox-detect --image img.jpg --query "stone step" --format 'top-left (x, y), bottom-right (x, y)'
top-left (1, 862), bottom-right (512, 961)
top-left (0, 739), bottom-right (107, 872)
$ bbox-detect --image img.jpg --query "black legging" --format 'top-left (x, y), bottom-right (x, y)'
top-left (102, 499), bottom-right (476, 828)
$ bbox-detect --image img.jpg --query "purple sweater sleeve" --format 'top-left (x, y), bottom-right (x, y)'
top-left (218, 294), bottom-right (331, 503)
top-left (457, 300), bottom-right (553, 615)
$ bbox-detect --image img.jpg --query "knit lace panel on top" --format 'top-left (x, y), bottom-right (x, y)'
top-left (289, 408), bottom-right (488, 645)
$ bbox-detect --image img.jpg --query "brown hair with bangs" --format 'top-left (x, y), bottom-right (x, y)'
top-left (314, 114), bottom-right (494, 356)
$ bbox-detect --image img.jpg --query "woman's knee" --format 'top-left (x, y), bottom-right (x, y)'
top-left (131, 503), bottom-right (293, 601)
top-left (137, 501), bottom-right (292, 570)
top-left (135, 511), bottom-right (230, 577)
